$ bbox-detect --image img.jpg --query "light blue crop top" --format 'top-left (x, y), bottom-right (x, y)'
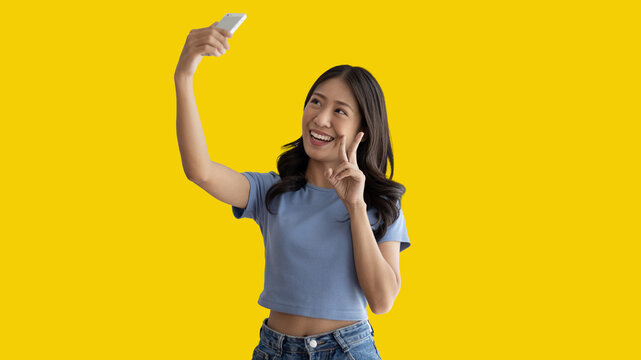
top-left (231, 171), bottom-right (410, 320)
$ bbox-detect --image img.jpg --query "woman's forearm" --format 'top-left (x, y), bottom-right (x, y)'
top-left (348, 202), bottom-right (400, 314)
top-left (175, 74), bottom-right (211, 182)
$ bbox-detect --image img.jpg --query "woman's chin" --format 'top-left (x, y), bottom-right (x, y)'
top-left (303, 142), bottom-right (337, 161)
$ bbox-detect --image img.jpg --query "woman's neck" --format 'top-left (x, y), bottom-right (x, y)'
top-left (305, 159), bottom-right (337, 189)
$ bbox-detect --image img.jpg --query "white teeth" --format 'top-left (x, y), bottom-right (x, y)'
top-left (311, 130), bottom-right (334, 142)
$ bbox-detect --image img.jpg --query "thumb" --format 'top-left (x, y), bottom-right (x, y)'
top-left (326, 168), bottom-right (333, 178)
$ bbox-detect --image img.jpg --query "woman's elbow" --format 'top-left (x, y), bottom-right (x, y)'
top-left (370, 299), bottom-right (394, 315)
top-left (369, 284), bottom-right (400, 314)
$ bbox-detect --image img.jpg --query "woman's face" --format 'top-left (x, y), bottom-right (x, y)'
top-left (302, 77), bottom-right (363, 165)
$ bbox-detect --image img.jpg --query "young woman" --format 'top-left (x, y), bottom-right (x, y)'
top-left (175, 22), bottom-right (410, 360)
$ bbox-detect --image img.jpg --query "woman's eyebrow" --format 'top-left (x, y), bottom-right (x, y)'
top-left (312, 92), bottom-right (353, 111)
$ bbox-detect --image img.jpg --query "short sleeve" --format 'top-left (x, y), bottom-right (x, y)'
top-left (376, 204), bottom-right (411, 253)
top-left (231, 171), bottom-right (279, 226)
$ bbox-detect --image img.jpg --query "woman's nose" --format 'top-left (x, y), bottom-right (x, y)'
top-left (313, 110), bottom-right (333, 128)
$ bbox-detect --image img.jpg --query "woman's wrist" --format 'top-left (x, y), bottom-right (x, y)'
top-left (346, 200), bottom-right (367, 215)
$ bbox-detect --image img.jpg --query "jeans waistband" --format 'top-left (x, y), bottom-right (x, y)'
top-left (259, 317), bottom-right (374, 354)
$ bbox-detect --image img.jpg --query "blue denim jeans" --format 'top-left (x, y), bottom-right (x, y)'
top-left (252, 317), bottom-right (382, 360)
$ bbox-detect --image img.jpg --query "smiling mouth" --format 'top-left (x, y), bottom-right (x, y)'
top-left (309, 130), bottom-right (335, 142)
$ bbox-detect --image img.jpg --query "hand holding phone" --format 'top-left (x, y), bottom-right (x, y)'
top-left (214, 13), bottom-right (247, 36)
top-left (174, 13), bottom-right (246, 78)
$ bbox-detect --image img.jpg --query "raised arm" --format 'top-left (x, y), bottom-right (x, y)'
top-left (174, 23), bottom-right (249, 209)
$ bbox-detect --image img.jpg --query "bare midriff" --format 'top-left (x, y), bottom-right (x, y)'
top-left (267, 310), bottom-right (360, 337)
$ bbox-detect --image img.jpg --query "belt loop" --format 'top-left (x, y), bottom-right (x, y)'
top-left (259, 318), bottom-right (267, 341)
top-left (368, 319), bottom-right (374, 337)
top-left (332, 329), bottom-right (350, 354)
top-left (264, 318), bottom-right (284, 358)
top-left (274, 333), bottom-right (284, 358)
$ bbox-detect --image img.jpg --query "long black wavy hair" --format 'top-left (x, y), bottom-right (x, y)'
top-left (264, 65), bottom-right (406, 241)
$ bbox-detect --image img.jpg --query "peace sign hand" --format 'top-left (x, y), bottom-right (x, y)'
top-left (325, 132), bottom-right (366, 209)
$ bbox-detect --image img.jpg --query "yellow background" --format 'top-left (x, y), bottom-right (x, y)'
top-left (1, 0), bottom-right (639, 359)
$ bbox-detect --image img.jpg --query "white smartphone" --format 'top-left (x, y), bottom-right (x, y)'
top-left (215, 13), bottom-right (247, 35)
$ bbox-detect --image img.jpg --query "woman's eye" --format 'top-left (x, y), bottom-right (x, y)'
top-left (311, 99), bottom-right (347, 116)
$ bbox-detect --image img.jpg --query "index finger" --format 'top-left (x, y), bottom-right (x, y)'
top-left (211, 22), bottom-right (233, 38)
top-left (339, 135), bottom-right (349, 163)
top-left (348, 132), bottom-right (363, 164)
